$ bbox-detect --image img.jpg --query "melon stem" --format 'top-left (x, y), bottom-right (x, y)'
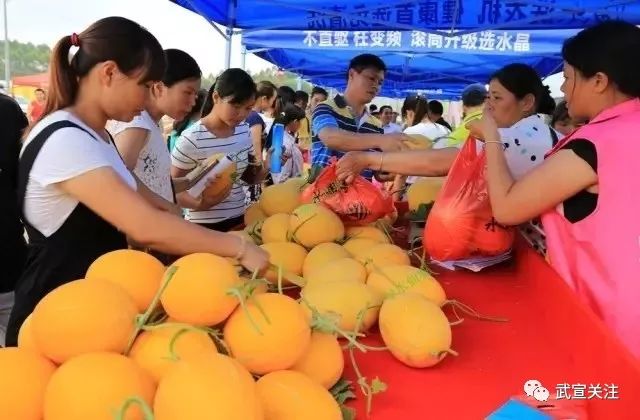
top-left (277, 265), bottom-right (284, 295)
top-left (226, 288), bottom-right (264, 335)
top-left (443, 300), bottom-right (509, 323)
top-left (124, 266), bottom-right (177, 356)
top-left (114, 396), bottom-right (154, 420)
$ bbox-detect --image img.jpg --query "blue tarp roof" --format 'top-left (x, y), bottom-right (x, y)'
top-left (172, 0), bottom-right (640, 32)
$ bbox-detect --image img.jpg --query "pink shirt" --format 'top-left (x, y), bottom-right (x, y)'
top-left (542, 98), bottom-right (640, 358)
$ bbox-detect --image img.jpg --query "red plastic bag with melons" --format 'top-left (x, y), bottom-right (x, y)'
top-left (301, 160), bottom-right (395, 226)
top-left (423, 137), bottom-right (514, 261)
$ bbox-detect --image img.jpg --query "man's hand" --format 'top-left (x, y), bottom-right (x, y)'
top-left (336, 152), bottom-right (374, 184)
top-left (376, 133), bottom-right (411, 152)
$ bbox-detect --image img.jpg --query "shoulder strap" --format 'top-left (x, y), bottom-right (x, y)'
top-left (549, 126), bottom-right (560, 146)
top-left (18, 120), bottom-right (95, 210)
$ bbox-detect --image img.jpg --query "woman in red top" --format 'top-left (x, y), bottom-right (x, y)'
top-left (27, 88), bottom-right (46, 122)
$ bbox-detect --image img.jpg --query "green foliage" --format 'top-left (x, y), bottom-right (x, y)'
top-left (204, 67), bottom-right (314, 92)
top-left (0, 40), bottom-right (51, 77)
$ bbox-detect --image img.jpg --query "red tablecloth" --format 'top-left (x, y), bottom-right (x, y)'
top-left (344, 239), bottom-right (640, 420)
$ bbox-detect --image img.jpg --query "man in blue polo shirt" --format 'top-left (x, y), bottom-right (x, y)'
top-left (311, 54), bottom-right (409, 180)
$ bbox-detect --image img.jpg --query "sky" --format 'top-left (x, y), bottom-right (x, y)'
top-left (3, 0), bottom-right (272, 75)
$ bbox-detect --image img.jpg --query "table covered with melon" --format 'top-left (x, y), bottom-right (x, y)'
top-left (4, 177), bottom-right (640, 420)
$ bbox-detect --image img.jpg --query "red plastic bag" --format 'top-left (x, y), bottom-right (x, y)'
top-left (423, 138), bottom-right (514, 261)
top-left (301, 161), bottom-right (395, 226)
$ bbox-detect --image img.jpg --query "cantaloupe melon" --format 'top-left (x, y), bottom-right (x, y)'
top-left (223, 293), bottom-right (311, 375)
top-left (257, 370), bottom-right (342, 420)
top-left (342, 238), bottom-right (380, 257)
top-left (407, 177), bottom-right (445, 211)
top-left (244, 202), bottom-right (267, 226)
top-left (154, 353), bottom-right (263, 420)
top-left (260, 242), bottom-right (308, 285)
top-left (17, 314), bottom-right (40, 354)
top-left (404, 134), bottom-right (433, 150)
top-left (356, 243), bottom-right (411, 274)
top-left (31, 279), bottom-right (138, 364)
top-left (201, 157), bottom-right (237, 202)
top-left (291, 332), bottom-right (344, 389)
top-left (304, 258), bottom-right (367, 288)
top-left (367, 265), bottom-right (446, 306)
top-left (0, 348), bottom-right (56, 420)
top-left (379, 293), bottom-right (453, 368)
top-left (129, 324), bottom-right (218, 384)
top-left (261, 213), bottom-right (291, 244)
top-left (289, 204), bottom-right (345, 249)
top-left (345, 225), bottom-right (390, 243)
top-left (301, 279), bottom-right (381, 333)
top-left (44, 352), bottom-right (155, 420)
top-left (85, 249), bottom-right (165, 312)
top-left (260, 182), bottom-right (302, 216)
top-left (160, 253), bottom-right (242, 326)
top-left (302, 243), bottom-right (350, 278)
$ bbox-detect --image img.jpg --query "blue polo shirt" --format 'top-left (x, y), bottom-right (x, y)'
top-left (311, 95), bottom-right (383, 180)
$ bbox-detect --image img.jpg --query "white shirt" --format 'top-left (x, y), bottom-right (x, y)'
top-left (404, 121), bottom-right (452, 184)
top-left (383, 123), bottom-right (402, 134)
top-left (22, 110), bottom-right (136, 237)
top-left (260, 114), bottom-right (275, 136)
top-left (271, 131), bottom-right (304, 184)
top-left (499, 114), bottom-right (556, 180)
top-left (108, 111), bottom-right (174, 202)
top-left (171, 121), bottom-right (252, 224)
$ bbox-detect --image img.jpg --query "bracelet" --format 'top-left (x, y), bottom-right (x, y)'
top-left (234, 235), bottom-right (247, 260)
top-left (484, 140), bottom-right (503, 145)
top-left (378, 153), bottom-right (385, 171)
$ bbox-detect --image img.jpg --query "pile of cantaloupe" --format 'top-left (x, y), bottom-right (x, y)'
top-left (1, 178), bottom-right (470, 420)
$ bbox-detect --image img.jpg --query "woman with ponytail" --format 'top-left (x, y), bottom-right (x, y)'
top-left (171, 68), bottom-right (258, 232)
top-left (6, 17), bottom-right (268, 346)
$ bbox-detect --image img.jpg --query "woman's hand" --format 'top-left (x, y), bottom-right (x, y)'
top-left (239, 242), bottom-right (270, 274)
top-left (336, 151), bottom-right (374, 183)
top-left (466, 109), bottom-right (500, 142)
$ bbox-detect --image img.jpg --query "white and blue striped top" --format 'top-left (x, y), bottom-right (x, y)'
top-left (171, 120), bottom-right (251, 224)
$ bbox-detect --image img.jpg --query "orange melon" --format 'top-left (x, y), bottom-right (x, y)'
top-left (342, 238), bottom-right (380, 257)
top-left (0, 347), bottom-right (56, 420)
top-left (407, 177), bottom-right (445, 211)
top-left (345, 226), bottom-right (390, 243)
top-left (289, 204), bottom-right (345, 248)
top-left (260, 182), bottom-right (302, 216)
top-left (17, 313), bottom-right (40, 354)
top-left (261, 213), bottom-right (291, 244)
top-left (260, 242), bottom-right (308, 285)
top-left (256, 370), bottom-right (342, 420)
top-left (367, 265), bottom-right (446, 306)
top-left (223, 293), bottom-right (311, 375)
top-left (244, 202), bottom-right (267, 226)
top-left (356, 243), bottom-right (411, 274)
top-left (302, 242), bottom-right (350, 278)
top-left (160, 253), bottom-right (242, 326)
top-left (304, 258), bottom-right (367, 288)
top-left (129, 324), bottom-right (218, 384)
top-left (85, 249), bottom-right (165, 312)
top-left (154, 353), bottom-right (263, 420)
top-left (44, 352), bottom-right (155, 420)
top-left (291, 332), bottom-right (344, 389)
top-left (31, 279), bottom-right (137, 364)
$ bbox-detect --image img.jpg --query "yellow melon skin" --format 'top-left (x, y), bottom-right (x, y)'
top-left (17, 313), bottom-right (40, 354)
top-left (379, 293), bottom-right (453, 368)
top-left (345, 226), bottom-right (390, 244)
top-left (289, 204), bottom-right (345, 249)
top-left (31, 279), bottom-right (138, 364)
top-left (0, 348), bottom-right (56, 420)
top-left (223, 293), bottom-right (311, 375)
top-left (342, 238), bottom-right (380, 257)
top-left (154, 353), bottom-right (263, 420)
top-left (301, 279), bottom-right (381, 333)
top-left (44, 352), bottom-right (155, 420)
top-left (302, 243), bottom-right (350, 278)
top-left (407, 177), bottom-right (445, 211)
top-left (260, 242), bottom-right (308, 285)
top-left (261, 213), bottom-right (292, 244)
top-left (367, 265), bottom-right (447, 306)
top-left (304, 258), bottom-right (367, 288)
top-left (160, 253), bottom-right (242, 326)
top-left (291, 332), bottom-right (344, 389)
top-left (260, 183), bottom-right (303, 216)
top-left (256, 370), bottom-right (342, 420)
top-left (356, 243), bottom-right (411, 274)
top-left (245, 202), bottom-right (267, 226)
top-left (129, 324), bottom-right (218, 384)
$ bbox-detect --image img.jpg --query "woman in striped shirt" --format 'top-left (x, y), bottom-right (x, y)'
top-left (171, 69), bottom-right (256, 232)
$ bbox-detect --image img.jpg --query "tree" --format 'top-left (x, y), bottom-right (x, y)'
top-left (0, 40), bottom-right (51, 77)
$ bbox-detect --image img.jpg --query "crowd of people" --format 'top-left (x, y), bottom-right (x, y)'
top-left (0, 16), bottom-right (639, 359)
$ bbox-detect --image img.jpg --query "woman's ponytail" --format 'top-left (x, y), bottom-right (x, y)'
top-left (43, 35), bottom-right (79, 118)
top-left (536, 84), bottom-right (557, 115)
top-left (201, 82), bottom-right (216, 117)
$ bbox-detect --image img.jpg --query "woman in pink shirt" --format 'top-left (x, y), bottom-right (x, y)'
top-left (473, 21), bottom-right (640, 358)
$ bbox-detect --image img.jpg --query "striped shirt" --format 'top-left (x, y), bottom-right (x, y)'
top-left (311, 95), bottom-right (383, 180)
top-left (171, 121), bottom-right (251, 224)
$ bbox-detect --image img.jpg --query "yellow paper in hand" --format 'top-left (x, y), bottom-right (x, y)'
top-left (404, 134), bottom-right (433, 150)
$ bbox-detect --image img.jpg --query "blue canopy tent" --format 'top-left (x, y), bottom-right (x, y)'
top-left (241, 28), bottom-right (575, 98)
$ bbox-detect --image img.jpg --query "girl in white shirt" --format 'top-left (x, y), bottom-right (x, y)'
top-left (110, 49), bottom-right (202, 204)
top-left (6, 17), bottom-right (269, 346)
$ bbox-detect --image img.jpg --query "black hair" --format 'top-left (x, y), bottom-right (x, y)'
top-left (35, 88), bottom-right (45, 94)
top-left (369, 104), bottom-right (378, 112)
top-left (201, 68), bottom-right (257, 117)
top-left (347, 54), bottom-right (387, 79)
top-left (45, 16), bottom-right (165, 119)
top-left (162, 49), bottom-right (202, 87)
top-left (551, 100), bottom-right (571, 127)
top-left (379, 105), bottom-right (393, 114)
top-left (562, 20), bottom-right (640, 98)
top-left (311, 86), bottom-right (328, 98)
top-left (295, 90), bottom-right (309, 105)
top-left (401, 95), bottom-right (429, 127)
top-left (264, 104), bottom-right (306, 151)
top-left (490, 63), bottom-right (556, 115)
top-left (173, 89), bottom-right (207, 135)
top-left (428, 100), bottom-right (444, 116)
top-left (274, 85), bottom-right (296, 116)
top-left (256, 80), bottom-right (277, 100)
